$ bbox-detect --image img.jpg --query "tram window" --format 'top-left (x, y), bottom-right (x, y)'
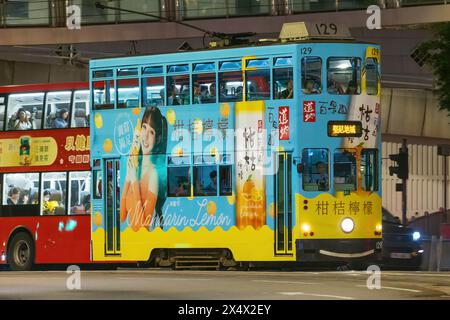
top-left (361, 149), bottom-right (379, 191)
top-left (143, 76), bottom-right (164, 107)
top-left (93, 80), bottom-right (115, 110)
top-left (167, 74), bottom-right (190, 105)
top-left (302, 149), bottom-right (329, 192)
top-left (93, 70), bottom-right (113, 78)
top-left (0, 96), bottom-right (5, 131)
top-left (192, 73), bottom-right (216, 104)
top-left (301, 57), bottom-right (322, 95)
top-left (218, 71), bottom-right (243, 102)
top-left (273, 67), bottom-right (293, 100)
top-left (41, 172), bottom-right (67, 216)
top-left (117, 68), bottom-right (138, 77)
top-left (246, 68), bottom-right (270, 101)
top-left (194, 166), bottom-right (217, 196)
top-left (2, 173), bottom-right (39, 206)
top-left (327, 57), bottom-right (361, 95)
top-left (69, 171), bottom-right (91, 215)
top-left (219, 165), bottom-right (232, 196)
top-left (366, 58), bottom-right (379, 95)
top-left (334, 149), bottom-right (357, 192)
top-left (6, 92), bottom-right (44, 131)
top-left (168, 166), bottom-right (191, 197)
top-left (71, 90), bottom-right (90, 128)
top-left (117, 78), bottom-right (139, 109)
top-left (44, 91), bottom-right (72, 129)
top-left (143, 66), bottom-right (163, 75)
top-left (93, 169), bottom-right (102, 199)
top-left (193, 62), bottom-right (215, 72)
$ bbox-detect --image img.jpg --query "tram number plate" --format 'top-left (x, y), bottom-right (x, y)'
top-left (390, 252), bottom-right (411, 259)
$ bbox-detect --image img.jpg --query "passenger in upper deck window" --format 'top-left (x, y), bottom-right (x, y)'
top-left (279, 79), bottom-right (294, 99)
top-left (54, 108), bottom-right (69, 128)
top-left (193, 83), bottom-right (202, 104)
top-left (346, 80), bottom-right (358, 94)
top-left (14, 108), bottom-right (33, 130)
top-left (168, 85), bottom-right (180, 106)
top-left (302, 80), bottom-right (319, 94)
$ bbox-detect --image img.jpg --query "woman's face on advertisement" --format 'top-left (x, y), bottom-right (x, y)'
top-left (141, 119), bottom-right (156, 154)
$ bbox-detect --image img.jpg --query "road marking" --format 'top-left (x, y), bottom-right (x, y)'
top-left (278, 292), bottom-right (354, 300)
top-left (117, 277), bottom-right (211, 281)
top-left (356, 285), bottom-right (422, 293)
top-left (253, 280), bottom-right (320, 285)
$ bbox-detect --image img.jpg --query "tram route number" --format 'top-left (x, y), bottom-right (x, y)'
top-left (178, 304), bottom-right (271, 318)
top-left (315, 23), bottom-right (338, 35)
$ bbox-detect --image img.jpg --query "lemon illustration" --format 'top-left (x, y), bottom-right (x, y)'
top-left (207, 201), bottom-right (217, 215)
top-left (167, 109), bottom-right (176, 126)
top-left (93, 212), bottom-right (102, 227)
top-left (176, 147), bottom-right (184, 157)
top-left (220, 103), bottom-right (230, 118)
top-left (269, 203), bottom-right (275, 218)
top-left (103, 139), bottom-right (113, 153)
top-left (132, 107), bottom-right (141, 115)
top-left (210, 146), bottom-right (219, 158)
top-left (94, 113), bottom-right (103, 128)
top-left (227, 192), bottom-right (236, 205)
top-left (193, 118), bottom-right (203, 134)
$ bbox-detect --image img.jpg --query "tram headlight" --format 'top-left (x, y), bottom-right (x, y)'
top-left (341, 218), bottom-right (354, 233)
top-left (413, 231), bottom-right (421, 241)
top-left (301, 223), bottom-right (311, 233)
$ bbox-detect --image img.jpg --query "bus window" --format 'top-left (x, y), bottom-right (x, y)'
top-left (6, 92), bottom-right (44, 131)
top-left (273, 60), bottom-right (293, 100)
top-left (117, 78), bottom-right (139, 109)
top-left (366, 58), bottom-right (379, 95)
top-left (143, 76), bottom-right (164, 107)
top-left (334, 149), bottom-right (357, 192)
top-left (0, 96), bottom-right (5, 131)
top-left (93, 80), bottom-right (115, 110)
top-left (41, 172), bottom-right (67, 216)
top-left (168, 166), bottom-right (191, 197)
top-left (219, 165), bottom-right (232, 196)
top-left (3, 173), bottom-right (39, 206)
top-left (302, 149), bottom-right (329, 192)
top-left (167, 74), bottom-right (190, 106)
top-left (71, 90), bottom-right (90, 128)
top-left (361, 149), bottom-right (379, 191)
top-left (192, 73), bottom-right (216, 104)
top-left (69, 171), bottom-right (91, 215)
top-left (246, 68), bottom-right (270, 101)
top-left (44, 91), bottom-right (71, 129)
top-left (93, 169), bottom-right (102, 199)
top-left (327, 57), bottom-right (361, 95)
top-left (218, 71), bottom-right (243, 102)
top-left (301, 57), bottom-right (322, 94)
top-left (194, 166), bottom-right (217, 196)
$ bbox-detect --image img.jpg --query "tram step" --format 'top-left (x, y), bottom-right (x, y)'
top-left (175, 265), bottom-right (220, 270)
top-left (175, 256), bottom-right (218, 259)
top-left (176, 260), bottom-right (220, 264)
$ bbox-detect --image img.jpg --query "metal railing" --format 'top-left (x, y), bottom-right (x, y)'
top-left (0, 0), bottom-right (447, 27)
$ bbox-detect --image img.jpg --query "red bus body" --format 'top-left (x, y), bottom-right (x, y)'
top-left (0, 82), bottom-right (94, 267)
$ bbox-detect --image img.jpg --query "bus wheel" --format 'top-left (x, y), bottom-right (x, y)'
top-left (8, 233), bottom-right (35, 271)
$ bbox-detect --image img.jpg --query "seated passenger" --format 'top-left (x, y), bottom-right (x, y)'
top-left (7, 187), bottom-right (20, 205)
top-left (42, 189), bottom-right (59, 215)
top-left (346, 80), bottom-right (358, 94)
top-left (54, 108), bottom-right (69, 128)
top-left (14, 108), bottom-right (33, 130)
top-left (175, 178), bottom-right (189, 197)
top-left (302, 80), bottom-right (319, 94)
top-left (168, 85), bottom-right (180, 106)
top-left (279, 79), bottom-right (294, 99)
top-left (204, 170), bottom-right (217, 194)
top-left (193, 83), bottom-right (202, 104)
top-left (310, 161), bottom-right (329, 191)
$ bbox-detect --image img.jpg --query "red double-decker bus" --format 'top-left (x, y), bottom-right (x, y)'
top-left (0, 82), bottom-right (94, 270)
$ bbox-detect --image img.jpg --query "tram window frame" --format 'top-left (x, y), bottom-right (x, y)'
top-left (0, 95), bottom-right (6, 131)
top-left (166, 73), bottom-right (190, 106)
top-left (361, 148), bottom-right (379, 192)
top-left (117, 78), bottom-right (140, 109)
top-left (333, 148), bottom-right (357, 192)
top-left (41, 172), bottom-right (68, 216)
top-left (301, 56), bottom-right (323, 95)
top-left (43, 91), bottom-right (72, 129)
top-left (365, 58), bottom-right (379, 96)
top-left (302, 148), bottom-right (330, 192)
top-left (71, 90), bottom-right (90, 128)
top-left (5, 92), bottom-right (45, 131)
top-left (218, 70), bottom-right (243, 103)
top-left (192, 71), bottom-right (217, 104)
top-left (193, 165), bottom-right (218, 196)
top-left (327, 57), bottom-right (361, 95)
top-left (273, 56), bottom-right (294, 100)
top-left (68, 171), bottom-right (91, 215)
top-left (245, 58), bottom-right (271, 101)
top-left (167, 166), bottom-right (192, 198)
top-left (93, 79), bottom-right (115, 110)
top-left (142, 75), bottom-right (165, 107)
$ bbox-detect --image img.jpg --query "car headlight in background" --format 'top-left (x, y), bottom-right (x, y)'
top-left (341, 218), bottom-right (354, 233)
top-left (413, 231), bottom-right (421, 241)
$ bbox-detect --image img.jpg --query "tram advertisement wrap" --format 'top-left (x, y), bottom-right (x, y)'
top-left (0, 128), bottom-right (89, 172)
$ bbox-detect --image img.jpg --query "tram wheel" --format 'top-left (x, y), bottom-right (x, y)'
top-left (8, 233), bottom-right (35, 271)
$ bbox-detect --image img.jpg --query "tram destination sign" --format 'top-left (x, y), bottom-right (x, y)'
top-left (327, 121), bottom-right (362, 138)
